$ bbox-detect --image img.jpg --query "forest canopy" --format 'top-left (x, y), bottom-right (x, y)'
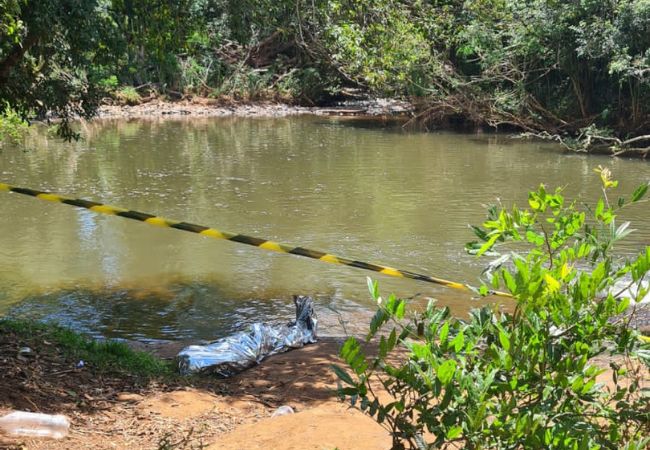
top-left (1, 0), bottom-right (649, 144)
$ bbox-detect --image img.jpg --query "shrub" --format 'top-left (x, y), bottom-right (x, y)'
top-left (114, 86), bottom-right (143, 106)
top-left (0, 107), bottom-right (29, 144)
top-left (178, 55), bottom-right (212, 94)
top-left (276, 67), bottom-right (333, 104)
top-left (335, 168), bottom-right (650, 449)
top-left (98, 75), bottom-right (120, 92)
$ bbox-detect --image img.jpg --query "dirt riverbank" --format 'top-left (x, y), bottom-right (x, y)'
top-left (96, 97), bottom-right (414, 120)
top-left (2, 313), bottom-right (650, 450)
top-left (0, 328), bottom-right (391, 450)
top-left (2, 312), bottom-right (650, 449)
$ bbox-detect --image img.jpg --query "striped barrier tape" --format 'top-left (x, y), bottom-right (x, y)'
top-left (0, 182), bottom-right (512, 297)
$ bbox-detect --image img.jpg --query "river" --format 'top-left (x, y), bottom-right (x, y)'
top-left (1, 116), bottom-right (649, 342)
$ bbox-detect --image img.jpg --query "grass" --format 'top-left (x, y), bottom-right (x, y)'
top-left (0, 318), bottom-right (175, 379)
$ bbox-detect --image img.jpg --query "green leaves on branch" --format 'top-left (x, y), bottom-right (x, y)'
top-left (0, 105), bottom-right (28, 144)
top-left (335, 170), bottom-right (650, 449)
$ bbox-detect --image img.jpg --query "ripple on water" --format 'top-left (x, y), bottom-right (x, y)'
top-left (0, 117), bottom-right (649, 341)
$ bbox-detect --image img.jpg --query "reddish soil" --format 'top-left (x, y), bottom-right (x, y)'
top-left (1, 324), bottom-right (648, 450)
top-left (0, 335), bottom-right (391, 450)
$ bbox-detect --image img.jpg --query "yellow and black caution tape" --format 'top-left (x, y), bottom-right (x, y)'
top-left (0, 182), bottom-right (511, 297)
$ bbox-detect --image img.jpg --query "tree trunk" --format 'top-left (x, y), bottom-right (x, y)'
top-left (571, 77), bottom-right (588, 119)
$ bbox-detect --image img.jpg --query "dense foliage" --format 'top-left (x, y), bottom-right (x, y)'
top-left (1, 0), bottom-right (649, 145)
top-left (335, 170), bottom-right (650, 449)
top-left (0, 0), bottom-right (114, 139)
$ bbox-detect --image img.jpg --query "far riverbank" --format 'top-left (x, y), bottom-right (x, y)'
top-left (96, 97), bottom-right (415, 120)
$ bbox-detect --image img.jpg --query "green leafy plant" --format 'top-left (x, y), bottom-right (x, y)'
top-left (0, 106), bottom-right (28, 144)
top-left (114, 86), bottom-right (143, 106)
top-left (99, 75), bottom-right (120, 91)
top-left (335, 169), bottom-right (650, 449)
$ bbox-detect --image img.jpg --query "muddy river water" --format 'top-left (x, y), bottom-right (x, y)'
top-left (1, 116), bottom-right (649, 341)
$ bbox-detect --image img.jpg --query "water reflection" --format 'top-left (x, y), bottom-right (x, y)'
top-left (7, 279), bottom-right (375, 341)
top-left (1, 116), bottom-right (649, 340)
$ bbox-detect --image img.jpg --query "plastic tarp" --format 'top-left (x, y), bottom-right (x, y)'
top-left (177, 295), bottom-right (317, 376)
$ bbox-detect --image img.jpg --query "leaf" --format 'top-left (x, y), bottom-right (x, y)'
top-left (528, 197), bottom-right (541, 211)
top-left (385, 294), bottom-right (399, 314)
top-left (439, 322), bottom-right (450, 344)
top-left (614, 221), bottom-right (633, 241)
top-left (387, 329), bottom-right (397, 351)
top-left (437, 360), bottom-right (457, 384)
top-left (595, 198), bottom-right (605, 219)
top-left (465, 241), bottom-right (482, 255)
top-left (340, 337), bottom-right (367, 374)
top-left (338, 387), bottom-right (359, 396)
top-left (582, 379), bottom-right (596, 394)
top-left (340, 337), bottom-right (358, 359)
top-left (635, 348), bottom-right (650, 365)
top-left (470, 225), bottom-right (488, 241)
top-left (410, 342), bottom-right (431, 361)
top-left (439, 383), bottom-right (454, 409)
top-left (491, 272), bottom-right (500, 288)
top-left (498, 329), bottom-right (511, 351)
top-left (451, 330), bottom-right (465, 352)
top-left (503, 270), bottom-right (517, 293)
top-left (616, 297), bottom-right (630, 314)
top-left (368, 309), bottom-right (387, 338)
top-left (526, 230), bottom-right (544, 246)
top-left (631, 183), bottom-right (648, 202)
top-left (513, 257), bottom-right (529, 280)
top-left (395, 299), bottom-right (406, 319)
top-left (592, 262), bottom-right (606, 286)
top-left (571, 376), bottom-right (584, 393)
top-left (367, 277), bottom-right (379, 300)
top-left (446, 425), bottom-right (463, 440)
top-left (544, 273), bottom-right (560, 293)
top-left (477, 233), bottom-right (500, 257)
top-left (331, 364), bottom-right (355, 386)
top-left (378, 335), bottom-right (388, 358)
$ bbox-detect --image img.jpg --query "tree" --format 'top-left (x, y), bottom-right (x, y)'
top-left (0, 0), bottom-right (115, 139)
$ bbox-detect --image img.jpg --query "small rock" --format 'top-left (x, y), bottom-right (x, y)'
top-left (116, 393), bottom-right (144, 403)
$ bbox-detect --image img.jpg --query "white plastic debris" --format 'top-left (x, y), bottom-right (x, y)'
top-left (0, 411), bottom-right (70, 439)
top-left (271, 405), bottom-right (295, 417)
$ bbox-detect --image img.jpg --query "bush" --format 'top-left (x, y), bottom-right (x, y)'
top-left (178, 55), bottom-right (213, 94)
top-left (335, 168), bottom-right (650, 449)
top-left (114, 86), bottom-right (143, 106)
top-left (0, 107), bottom-right (29, 144)
top-left (99, 75), bottom-right (120, 92)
